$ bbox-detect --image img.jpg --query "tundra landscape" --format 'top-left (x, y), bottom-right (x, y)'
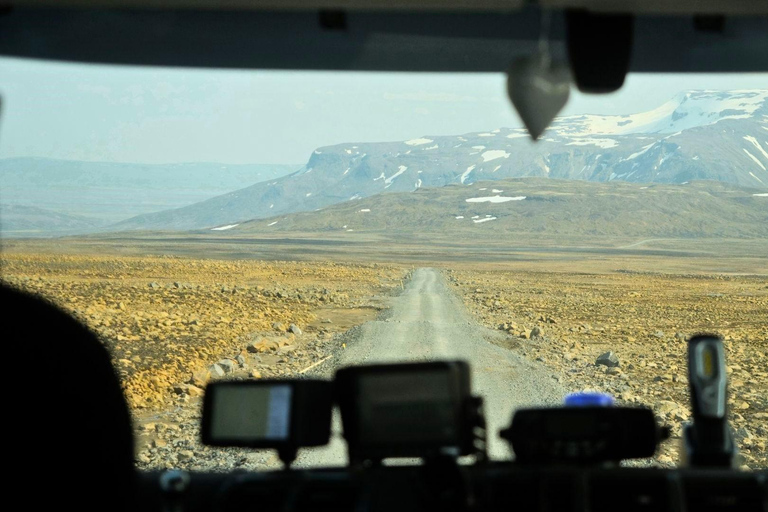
top-left (2, 88), bottom-right (767, 470)
top-left (1, 240), bottom-right (766, 470)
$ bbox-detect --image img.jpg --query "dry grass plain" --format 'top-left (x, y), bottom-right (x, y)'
top-left (0, 252), bottom-right (407, 410)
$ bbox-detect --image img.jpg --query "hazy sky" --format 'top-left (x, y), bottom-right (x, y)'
top-left (0, 57), bottom-right (765, 165)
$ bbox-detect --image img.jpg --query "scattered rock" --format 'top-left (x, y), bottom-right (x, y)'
top-left (656, 400), bottom-right (682, 416)
top-left (734, 427), bottom-right (753, 442)
top-left (209, 363), bottom-right (226, 378)
top-left (173, 384), bottom-right (204, 397)
top-left (216, 359), bottom-right (236, 373)
top-left (190, 369), bottom-right (210, 388)
top-left (596, 351), bottom-right (620, 368)
top-left (178, 450), bottom-right (195, 461)
top-left (272, 322), bottom-right (284, 331)
top-left (247, 339), bottom-right (280, 353)
top-left (289, 324), bottom-right (302, 335)
top-left (531, 326), bottom-right (543, 338)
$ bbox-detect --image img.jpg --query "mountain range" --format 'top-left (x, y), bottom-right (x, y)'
top-left (114, 89), bottom-right (768, 232)
top-left (2, 90), bottom-right (767, 237)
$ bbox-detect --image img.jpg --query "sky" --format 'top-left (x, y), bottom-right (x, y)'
top-left (0, 57), bottom-right (766, 165)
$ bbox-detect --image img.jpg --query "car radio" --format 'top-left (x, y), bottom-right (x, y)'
top-left (501, 406), bottom-right (666, 464)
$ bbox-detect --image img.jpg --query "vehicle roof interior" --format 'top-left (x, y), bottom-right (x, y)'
top-left (0, 2), bottom-right (766, 72)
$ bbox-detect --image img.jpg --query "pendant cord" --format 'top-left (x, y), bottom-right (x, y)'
top-left (538, 9), bottom-right (552, 68)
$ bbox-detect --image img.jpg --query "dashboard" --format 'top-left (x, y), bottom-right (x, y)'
top-left (138, 465), bottom-right (768, 512)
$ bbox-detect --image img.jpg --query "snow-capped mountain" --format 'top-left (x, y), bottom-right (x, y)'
top-left (114, 90), bottom-right (768, 232)
top-left (549, 89), bottom-right (768, 136)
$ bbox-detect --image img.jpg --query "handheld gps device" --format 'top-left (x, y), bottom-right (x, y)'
top-left (201, 379), bottom-right (333, 467)
top-left (335, 361), bottom-right (485, 464)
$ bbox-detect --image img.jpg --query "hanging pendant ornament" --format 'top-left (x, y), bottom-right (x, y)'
top-left (507, 10), bottom-right (571, 141)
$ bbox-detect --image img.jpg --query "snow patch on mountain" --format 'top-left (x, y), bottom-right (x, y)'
top-left (481, 150), bottom-right (511, 162)
top-left (744, 136), bottom-right (768, 161)
top-left (385, 166), bottom-right (408, 186)
top-left (461, 165), bottom-right (476, 184)
top-left (744, 150), bottom-right (767, 171)
top-left (566, 138), bottom-right (619, 149)
top-left (405, 138), bottom-right (433, 146)
top-left (623, 143), bottom-right (656, 161)
top-left (466, 195), bottom-right (526, 203)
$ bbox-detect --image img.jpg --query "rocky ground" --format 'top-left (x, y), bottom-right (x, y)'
top-left (2, 250), bottom-right (765, 471)
top-left (1, 253), bottom-right (408, 470)
top-left (447, 268), bottom-right (768, 469)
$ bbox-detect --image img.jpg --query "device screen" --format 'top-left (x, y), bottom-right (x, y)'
top-left (209, 384), bottom-right (293, 442)
top-left (357, 369), bottom-right (457, 446)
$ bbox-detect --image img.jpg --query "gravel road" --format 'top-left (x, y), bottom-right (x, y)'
top-left (296, 267), bottom-right (566, 467)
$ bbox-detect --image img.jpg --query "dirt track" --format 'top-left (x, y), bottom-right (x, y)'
top-left (298, 268), bottom-right (566, 466)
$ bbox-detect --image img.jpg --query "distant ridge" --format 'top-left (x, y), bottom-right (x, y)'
top-left (216, 178), bottom-right (768, 240)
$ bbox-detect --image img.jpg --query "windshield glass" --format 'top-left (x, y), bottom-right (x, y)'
top-left (0, 57), bottom-right (766, 471)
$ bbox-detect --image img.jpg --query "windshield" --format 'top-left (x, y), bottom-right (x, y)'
top-left (0, 58), bottom-right (766, 471)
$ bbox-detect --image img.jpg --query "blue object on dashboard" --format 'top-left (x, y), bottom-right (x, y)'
top-left (564, 392), bottom-right (615, 407)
